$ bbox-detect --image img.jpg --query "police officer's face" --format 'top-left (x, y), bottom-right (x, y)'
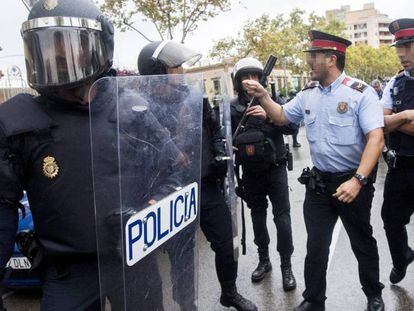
top-left (167, 66), bottom-right (184, 75)
top-left (241, 73), bottom-right (259, 91)
top-left (396, 42), bottom-right (414, 72)
top-left (306, 52), bottom-right (330, 82)
top-left (166, 66), bottom-right (184, 85)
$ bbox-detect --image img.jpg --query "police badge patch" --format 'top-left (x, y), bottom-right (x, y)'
top-left (43, 0), bottom-right (58, 11)
top-left (43, 156), bottom-right (59, 179)
top-left (246, 145), bottom-right (255, 156)
top-left (337, 102), bottom-right (348, 114)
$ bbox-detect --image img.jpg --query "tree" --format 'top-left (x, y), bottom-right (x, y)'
top-left (101, 0), bottom-right (231, 43)
top-left (346, 45), bottom-right (401, 82)
top-left (210, 9), bottom-right (346, 74)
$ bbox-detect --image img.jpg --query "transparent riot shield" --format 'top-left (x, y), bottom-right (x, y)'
top-left (89, 74), bottom-right (203, 310)
top-left (214, 77), bottom-right (239, 261)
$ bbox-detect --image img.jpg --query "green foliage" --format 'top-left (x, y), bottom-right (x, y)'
top-left (101, 0), bottom-right (231, 43)
top-left (346, 44), bottom-right (401, 82)
top-left (210, 9), bottom-right (346, 73)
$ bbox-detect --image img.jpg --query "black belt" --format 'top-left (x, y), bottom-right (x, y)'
top-left (314, 167), bottom-right (356, 183)
top-left (395, 156), bottom-right (414, 169)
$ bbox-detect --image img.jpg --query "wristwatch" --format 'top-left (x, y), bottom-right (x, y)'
top-left (353, 173), bottom-right (368, 186)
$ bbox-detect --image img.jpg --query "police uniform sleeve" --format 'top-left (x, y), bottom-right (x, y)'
top-left (380, 79), bottom-right (394, 111)
top-left (0, 130), bottom-right (21, 268)
top-left (358, 87), bottom-right (385, 135)
top-left (282, 92), bottom-right (304, 124)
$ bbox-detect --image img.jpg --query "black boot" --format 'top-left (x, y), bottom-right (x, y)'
top-left (281, 256), bottom-right (296, 291)
top-left (294, 300), bottom-right (325, 311)
top-left (390, 248), bottom-right (414, 284)
top-left (367, 295), bottom-right (385, 311)
top-left (220, 282), bottom-right (257, 311)
top-left (251, 248), bottom-right (272, 282)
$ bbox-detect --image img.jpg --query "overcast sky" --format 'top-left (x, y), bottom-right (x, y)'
top-left (0, 0), bottom-right (412, 77)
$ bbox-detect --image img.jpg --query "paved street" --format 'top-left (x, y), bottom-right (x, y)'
top-left (2, 129), bottom-right (414, 310)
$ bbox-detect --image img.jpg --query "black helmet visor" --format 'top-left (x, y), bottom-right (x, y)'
top-left (22, 17), bottom-right (108, 89)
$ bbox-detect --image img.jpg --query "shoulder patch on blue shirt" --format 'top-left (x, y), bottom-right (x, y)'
top-left (395, 71), bottom-right (405, 81)
top-left (349, 81), bottom-right (368, 93)
top-left (302, 81), bottom-right (318, 91)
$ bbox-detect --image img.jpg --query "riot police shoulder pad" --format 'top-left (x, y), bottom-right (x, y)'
top-left (0, 94), bottom-right (53, 137)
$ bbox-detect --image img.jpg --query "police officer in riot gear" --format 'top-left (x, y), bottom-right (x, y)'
top-left (230, 57), bottom-right (297, 291)
top-left (137, 40), bottom-right (257, 311)
top-left (382, 18), bottom-right (414, 285)
top-left (0, 0), bottom-right (116, 309)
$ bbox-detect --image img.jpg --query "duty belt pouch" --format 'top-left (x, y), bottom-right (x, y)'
top-left (234, 128), bottom-right (276, 172)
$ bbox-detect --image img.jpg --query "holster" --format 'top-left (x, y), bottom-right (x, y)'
top-left (298, 167), bottom-right (326, 194)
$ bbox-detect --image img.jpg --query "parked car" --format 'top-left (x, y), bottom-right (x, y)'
top-left (4, 193), bottom-right (41, 288)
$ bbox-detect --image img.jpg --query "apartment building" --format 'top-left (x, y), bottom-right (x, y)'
top-left (326, 3), bottom-right (393, 47)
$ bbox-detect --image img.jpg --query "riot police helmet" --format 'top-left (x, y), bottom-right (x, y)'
top-left (138, 40), bottom-right (202, 76)
top-left (21, 0), bottom-right (114, 91)
top-left (231, 57), bottom-right (264, 93)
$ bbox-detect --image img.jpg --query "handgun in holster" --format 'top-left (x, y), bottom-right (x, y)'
top-left (384, 149), bottom-right (397, 169)
top-left (298, 167), bottom-right (326, 194)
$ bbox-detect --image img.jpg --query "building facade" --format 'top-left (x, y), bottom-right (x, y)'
top-left (187, 58), bottom-right (309, 104)
top-left (326, 3), bottom-right (393, 48)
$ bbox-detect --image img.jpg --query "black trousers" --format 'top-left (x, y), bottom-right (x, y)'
top-left (40, 255), bottom-right (165, 311)
top-left (302, 178), bottom-right (383, 305)
top-left (382, 167), bottom-right (414, 270)
top-left (243, 164), bottom-right (294, 257)
top-left (40, 258), bottom-right (101, 311)
top-left (200, 180), bottom-right (238, 284)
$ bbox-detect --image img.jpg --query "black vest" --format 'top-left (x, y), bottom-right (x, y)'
top-left (230, 97), bottom-right (289, 163)
top-left (0, 89), bottom-right (179, 259)
top-left (390, 73), bottom-right (414, 156)
top-left (0, 94), bottom-right (97, 258)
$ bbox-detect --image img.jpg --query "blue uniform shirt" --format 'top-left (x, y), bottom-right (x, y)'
top-left (381, 70), bottom-right (414, 110)
top-left (283, 72), bottom-right (384, 173)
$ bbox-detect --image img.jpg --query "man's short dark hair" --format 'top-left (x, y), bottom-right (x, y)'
top-left (324, 50), bottom-right (346, 72)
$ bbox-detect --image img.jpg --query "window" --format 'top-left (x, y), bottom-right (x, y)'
top-left (379, 31), bottom-right (391, 36)
top-left (354, 23), bottom-right (367, 30)
top-left (212, 78), bottom-right (221, 95)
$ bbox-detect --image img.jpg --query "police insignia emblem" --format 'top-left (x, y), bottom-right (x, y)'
top-left (246, 145), bottom-right (255, 156)
top-left (43, 0), bottom-right (58, 11)
top-left (337, 102), bottom-right (348, 114)
top-left (42, 156), bottom-right (59, 179)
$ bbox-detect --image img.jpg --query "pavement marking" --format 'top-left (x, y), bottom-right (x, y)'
top-left (327, 220), bottom-right (343, 271)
